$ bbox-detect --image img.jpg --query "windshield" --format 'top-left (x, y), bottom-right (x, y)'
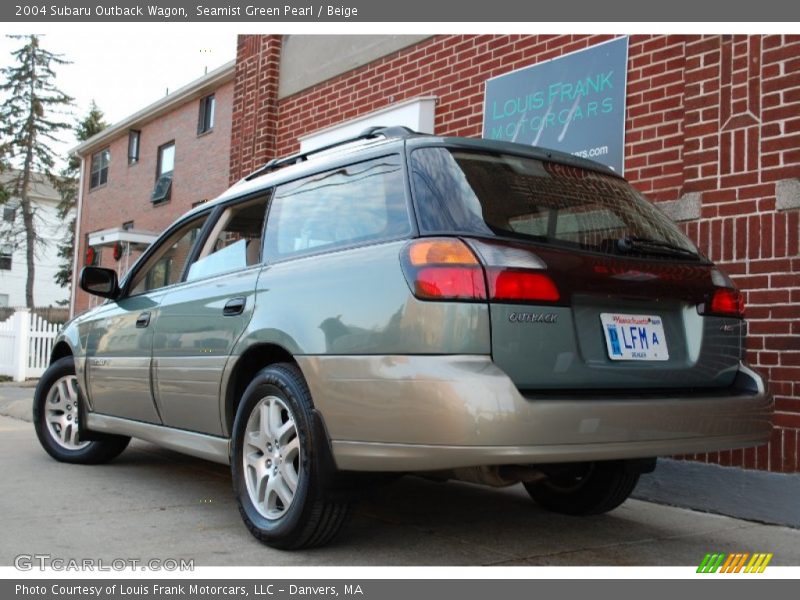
top-left (409, 147), bottom-right (701, 260)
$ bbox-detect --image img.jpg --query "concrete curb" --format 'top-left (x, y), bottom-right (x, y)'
top-left (634, 458), bottom-right (800, 529)
top-left (0, 380), bottom-right (38, 387)
top-left (0, 385), bottom-right (33, 422)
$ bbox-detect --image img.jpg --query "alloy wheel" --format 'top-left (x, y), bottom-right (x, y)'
top-left (44, 375), bottom-right (90, 450)
top-left (242, 395), bottom-right (302, 520)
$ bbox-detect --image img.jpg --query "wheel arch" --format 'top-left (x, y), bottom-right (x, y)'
top-left (50, 340), bottom-right (74, 364)
top-left (222, 342), bottom-right (298, 437)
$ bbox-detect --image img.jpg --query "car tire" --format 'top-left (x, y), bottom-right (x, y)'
top-left (231, 362), bottom-right (352, 549)
top-left (523, 461), bottom-right (639, 516)
top-left (33, 356), bottom-right (130, 464)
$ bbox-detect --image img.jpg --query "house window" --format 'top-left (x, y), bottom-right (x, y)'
top-left (122, 220), bottom-right (135, 230)
top-left (2, 205), bottom-right (15, 222)
top-left (0, 245), bottom-right (12, 270)
top-left (128, 130), bottom-right (140, 164)
top-left (152, 142), bottom-right (175, 203)
top-left (157, 142), bottom-right (175, 177)
top-left (89, 148), bottom-right (110, 189)
top-left (198, 94), bottom-right (215, 134)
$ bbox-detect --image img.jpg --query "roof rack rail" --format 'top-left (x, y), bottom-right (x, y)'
top-left (244, 125), bottom-right (418, 181)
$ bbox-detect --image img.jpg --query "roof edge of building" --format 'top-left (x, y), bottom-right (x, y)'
top-left (71, 60), bottom-right (236, 158)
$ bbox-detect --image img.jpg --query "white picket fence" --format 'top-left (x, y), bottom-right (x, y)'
top-left (0, 309), bottom-right (60, 381)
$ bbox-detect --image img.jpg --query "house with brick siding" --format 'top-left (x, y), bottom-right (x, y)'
top-left (70, 60), bottom-right (235, 315)
top-left (227, 34), bottom-right (799, 473)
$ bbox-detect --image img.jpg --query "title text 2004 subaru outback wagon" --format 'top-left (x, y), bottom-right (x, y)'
top-left (35, 127), bottom-right (772, 549)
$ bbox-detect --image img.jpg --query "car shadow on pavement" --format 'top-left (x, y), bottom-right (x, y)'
top-left (9, 426), bottom-right (795, 566)
top-left (100, 440), bottom-right (762, 563)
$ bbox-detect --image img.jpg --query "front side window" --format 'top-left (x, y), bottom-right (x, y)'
top-left (0, 245), bottom-right (12, 270)
top-left (129, 214), bottom-right (207, 295)
top-left (264, 155), bottom-right (411, 261)
top-left (89, 148), bottom-right (110, 189)
top-left (152, 142), bottom-right (175, 203)
top-left (128, 130), bottom-right (140, 164)
top-left (410, 148), bottom-right (700, 260)
top-left (187, 197), bottom-right (268, 281)
top-left (198, 94), bottom-right (215, 134)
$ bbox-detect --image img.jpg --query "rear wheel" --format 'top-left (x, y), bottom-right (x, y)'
top-left (231, 363), bottom-right (352, 549)
top-left (33, 356), bottom-right (130, 464)
top-left (523, 461), bottom-right (640, 515)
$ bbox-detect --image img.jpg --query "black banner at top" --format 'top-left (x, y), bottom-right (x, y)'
top-left (2, 0), bottom-right (800, 22)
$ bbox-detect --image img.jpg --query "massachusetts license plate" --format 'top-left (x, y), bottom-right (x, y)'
top-left (600, 313), bottom-right (669, 361)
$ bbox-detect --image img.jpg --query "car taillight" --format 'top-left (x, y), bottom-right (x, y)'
top-left (401, 238), bottom-right (561, 303)
top-left (468, 238), bottom-right (561, 303)
top-left (488, 270), bottom-right (560, 302)
top-left (401, 238), bottom-right (487, 300)
top-left (700, 288), bottom-right (745, 318)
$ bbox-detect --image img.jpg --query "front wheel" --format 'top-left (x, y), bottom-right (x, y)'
top-left (231, 363), bottom-right (352, 549)
top-left (523, 461), bottom-right (640, 515)
top-left (33, 356), bottom-right (130, 464)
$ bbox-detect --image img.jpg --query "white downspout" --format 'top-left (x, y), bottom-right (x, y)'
top-left (68, 155), bottom-right (85, 319)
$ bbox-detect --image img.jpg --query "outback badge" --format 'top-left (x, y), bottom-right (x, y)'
top-left (508, 312), bottom-right (558, 324)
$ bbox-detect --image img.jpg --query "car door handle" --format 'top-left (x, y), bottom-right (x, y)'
top-left (223, 297), bottom-right (246, 316)
top-left (135, 311), bottom-right (151, 328)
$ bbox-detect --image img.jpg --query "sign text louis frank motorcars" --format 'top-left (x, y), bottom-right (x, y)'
top-left (483, 36), bottom-right (628, 173)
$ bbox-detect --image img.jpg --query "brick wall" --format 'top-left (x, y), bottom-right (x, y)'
top-left (229, 35), bottom-right (282, 183)
top-left (233, 33), bottom-right (800, 472)
top-left (74, 79), bottom-right (234, 314)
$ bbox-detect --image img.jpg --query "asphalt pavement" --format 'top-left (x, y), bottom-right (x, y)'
top-left (1, 385), bottom-right (799, 566)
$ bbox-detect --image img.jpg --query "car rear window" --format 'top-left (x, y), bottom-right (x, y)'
top-left (409, 147), bottom-right (701, 259)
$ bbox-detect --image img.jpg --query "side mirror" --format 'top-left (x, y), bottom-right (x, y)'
top-left (79, 266), bottom-right (120, 299)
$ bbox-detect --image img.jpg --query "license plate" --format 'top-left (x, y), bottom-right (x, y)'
top-left (600, 313), bottom-right (669, 361)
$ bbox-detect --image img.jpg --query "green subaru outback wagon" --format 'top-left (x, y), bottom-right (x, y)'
top-left (35, 127), bottom-right (772, 549)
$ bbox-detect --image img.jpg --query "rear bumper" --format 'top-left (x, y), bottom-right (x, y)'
top-left (296, 356), bottom-right (772, 472)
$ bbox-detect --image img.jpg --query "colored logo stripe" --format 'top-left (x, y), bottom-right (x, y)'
top-left (697, 552), bottom-right (772, 573)
top-left (745, 553), bottom-right (773, 573)
top-left (720, 554), bottom-right (736, 572)
top-left (697, 553), bottom-right (725, 573)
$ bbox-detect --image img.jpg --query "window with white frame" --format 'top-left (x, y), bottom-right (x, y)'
top-left (90, 148), bottom-right (110, 189)
top-left (152, 142), bottom-right (175, 203)
top-left (197, 94), bottom-right (215, 134)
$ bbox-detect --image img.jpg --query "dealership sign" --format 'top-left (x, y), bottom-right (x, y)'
top-left (483, 37), bottom-right (629, 174)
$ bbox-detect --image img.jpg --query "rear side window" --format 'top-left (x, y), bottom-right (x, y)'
top-left (264, 155), bottom-right (411, 261)
top-left (410, 148), bottom-right (700, 259)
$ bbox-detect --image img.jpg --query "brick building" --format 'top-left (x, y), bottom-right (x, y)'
top-left (228, 34), bottom-right (800, 473)
top-left (71, 61), bottom-right (235, 314)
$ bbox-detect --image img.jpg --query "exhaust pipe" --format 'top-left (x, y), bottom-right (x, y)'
top-left (430, 465), bottom-right (548, 487)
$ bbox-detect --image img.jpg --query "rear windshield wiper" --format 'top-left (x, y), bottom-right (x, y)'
top-left (616, 236), bottom-right (699, 259)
